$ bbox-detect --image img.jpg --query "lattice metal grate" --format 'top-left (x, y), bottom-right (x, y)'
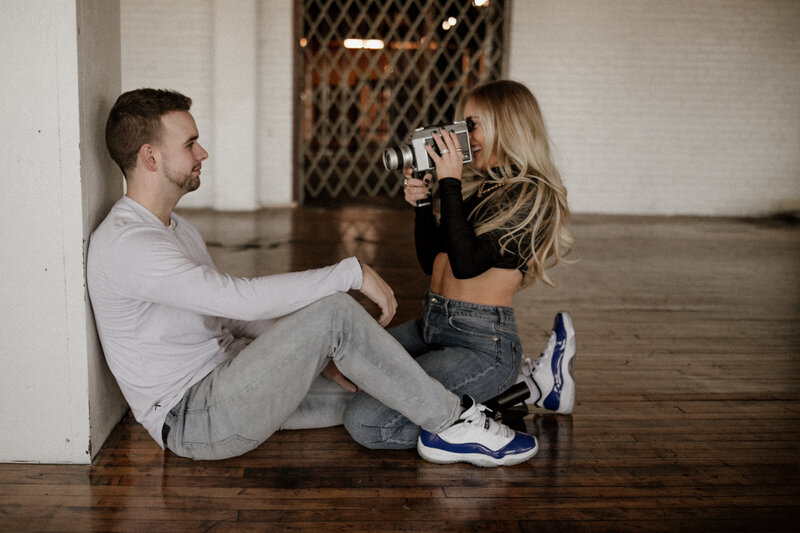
top-left (296, 0), bottom-right (506, 204)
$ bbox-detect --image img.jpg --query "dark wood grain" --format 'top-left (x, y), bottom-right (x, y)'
top-left (1, 209), bottom-right (798, 531)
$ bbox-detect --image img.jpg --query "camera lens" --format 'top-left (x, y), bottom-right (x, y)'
top-left (382, 144), bottom-right (413, 170)
top-left (382, 147), bottom-right (400, 170)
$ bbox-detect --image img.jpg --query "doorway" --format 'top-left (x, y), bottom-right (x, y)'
top-left (295, 0), bottom-right (506, 206)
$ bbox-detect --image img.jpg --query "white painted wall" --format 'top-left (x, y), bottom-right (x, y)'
top-left (121, 0), bottom-right (296, 210)
top-left (0, 0), bottom-right (126, 463)
top-left (508, 0), bottom-right (800, 216)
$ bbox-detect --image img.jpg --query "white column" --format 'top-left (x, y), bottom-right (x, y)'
top-left (78, 0), bottom-right (129, 461)
top-left (257, 0), bottom-right (295, 207)
top-left (0, 0), bottom-right (125, 463)
top-left (212, 0), bottom-right (259, 210)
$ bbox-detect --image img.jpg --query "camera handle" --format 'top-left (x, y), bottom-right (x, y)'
top-left (414, 170), bottom-right (432, 208)
top-left (481, 381), bottom-right (532, 421)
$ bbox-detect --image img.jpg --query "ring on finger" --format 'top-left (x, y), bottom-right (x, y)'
top-left (441, 149), bottom-right (450, 154)
top-left (403, 177), bottom-right (409, 188)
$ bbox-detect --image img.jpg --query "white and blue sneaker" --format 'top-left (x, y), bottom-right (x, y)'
top-left (417, 396), bottom-right (538, 467)
top-left (518, 311), bottom-right (576, 414)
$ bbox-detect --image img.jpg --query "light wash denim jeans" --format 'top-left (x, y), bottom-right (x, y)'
top-left (163, 292), bottom-right (461, 460)
top-left (343, 290), bottom-right (523, 449)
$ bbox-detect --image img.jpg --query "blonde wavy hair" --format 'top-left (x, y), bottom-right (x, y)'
top-left (458, 80), bottom-right (573, 289)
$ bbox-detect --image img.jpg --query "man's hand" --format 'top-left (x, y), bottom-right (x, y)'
top-left (322, 361), bottom-right (358, 393)
top-left (358, 262), bottom-right (397, 327)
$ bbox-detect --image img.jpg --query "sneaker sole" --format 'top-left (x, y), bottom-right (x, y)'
top-left (547, 311), bottom-right (576, 414)
top-left (417, 439), bottom-right (538, 467)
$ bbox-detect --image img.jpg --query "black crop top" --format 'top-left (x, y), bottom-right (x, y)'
top-left (414, 177), bottom-right (530, 279)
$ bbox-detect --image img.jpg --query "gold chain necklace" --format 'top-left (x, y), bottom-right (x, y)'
top-left (477, 179), bottom-right (506, 198)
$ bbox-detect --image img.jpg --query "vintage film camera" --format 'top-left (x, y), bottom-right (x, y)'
top-left (382, 121), bottom-right (473, 207)
top-left (383, 120), bottom-right (473, 173)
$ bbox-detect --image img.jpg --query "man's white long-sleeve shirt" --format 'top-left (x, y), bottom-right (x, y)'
top-left (87, 196), bottom-right (362, 447)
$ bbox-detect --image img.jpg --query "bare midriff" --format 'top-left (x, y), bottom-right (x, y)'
top-left (429, 253), bottom-right (521, 307)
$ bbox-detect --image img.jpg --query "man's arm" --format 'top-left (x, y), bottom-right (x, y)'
top-left (108, 226), bottom-right (364, 322)
top-left (223, 262), bottom-right (398, 340)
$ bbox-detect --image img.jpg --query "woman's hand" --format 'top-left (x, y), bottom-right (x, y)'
top-left (402, 166), bottom-right (433, 207)
top-left (425, 129), bottom-right (464, 181)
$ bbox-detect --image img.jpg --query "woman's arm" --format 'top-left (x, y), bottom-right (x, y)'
top-left (414, 203), bottom-right (440, 274)
top-left (438, 178), bottom-right (503, 279)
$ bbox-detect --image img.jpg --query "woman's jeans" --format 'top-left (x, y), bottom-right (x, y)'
top-left (162, 293), bottom-right (461, 460)
top-left (343, 290), bottom-right (523, 449)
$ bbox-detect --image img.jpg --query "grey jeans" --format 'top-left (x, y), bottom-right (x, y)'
top-left (163, 292), bottom-right (461, 460)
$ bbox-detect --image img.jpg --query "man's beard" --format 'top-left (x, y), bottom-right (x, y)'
top-left (165, 167), bottom-right (200, 192)
top-left (180, 175), bottom-right (200, 192)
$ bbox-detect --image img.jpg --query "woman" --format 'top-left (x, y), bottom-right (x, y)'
top-left (343, 80), bottom-right (575, 449)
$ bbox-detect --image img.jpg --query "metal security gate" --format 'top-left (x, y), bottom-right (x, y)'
top-left (296, 0), bottom-right (506, 205)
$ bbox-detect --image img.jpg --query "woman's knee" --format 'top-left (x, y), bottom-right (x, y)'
top-left (342, 395), bottom-right (379, 447)
top-left (343, 394), bottom-right (417, 450)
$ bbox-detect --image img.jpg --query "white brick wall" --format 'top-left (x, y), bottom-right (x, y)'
top-left (508, 0), bottom-right (800, 216)
top-left (121, 0), bottom-right (295, 209)
top-left (121, 0), bottom-right (215, 208)
top-left (121, 1), bottom-right (800, 215)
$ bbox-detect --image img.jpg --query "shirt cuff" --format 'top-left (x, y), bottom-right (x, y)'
top-left (347, 256), bottom-right (363, 291)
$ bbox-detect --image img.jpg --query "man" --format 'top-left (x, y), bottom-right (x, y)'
top-left (87, 88), bottom-right (538, 466)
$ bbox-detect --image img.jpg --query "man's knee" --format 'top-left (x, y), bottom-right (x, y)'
top-left (307, 292), bottom-right (360, 317)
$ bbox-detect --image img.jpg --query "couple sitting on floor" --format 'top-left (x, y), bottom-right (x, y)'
top-left (88, 83), bottom-right (575, 467)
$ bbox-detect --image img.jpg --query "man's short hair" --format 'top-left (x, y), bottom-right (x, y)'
top-left (105, 88), bottom-right (192, 174)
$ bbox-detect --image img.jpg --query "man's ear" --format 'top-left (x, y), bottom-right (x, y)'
top-left (138, 143), bottom-right (159, 172)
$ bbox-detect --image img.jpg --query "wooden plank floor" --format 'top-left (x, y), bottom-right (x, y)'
top-left (2, 209), bottom-right (799, 532)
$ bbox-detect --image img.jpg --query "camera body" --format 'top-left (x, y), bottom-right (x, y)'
top-left (382, 121), bottom-right (472, 173)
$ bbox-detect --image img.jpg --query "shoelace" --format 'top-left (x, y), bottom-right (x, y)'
top-left (521, 356), bottom-right (536, 377)
top-left (463, 403), bottom-right (513, 439)
top-left (521, 333), bottom-right (557, 377)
